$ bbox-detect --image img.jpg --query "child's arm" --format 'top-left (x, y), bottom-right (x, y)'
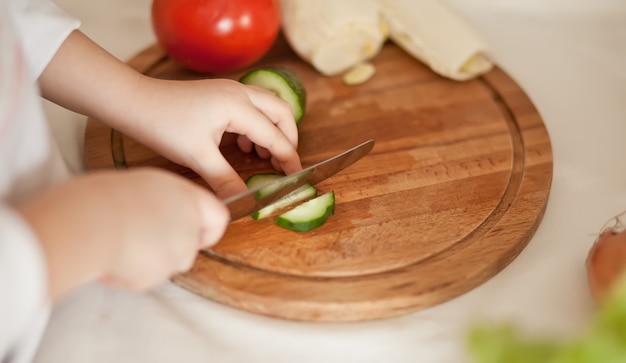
top-left (38, 30), bottom-right (302, 198)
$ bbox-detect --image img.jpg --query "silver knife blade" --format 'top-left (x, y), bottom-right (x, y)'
top-left (223, 139), bottom-right (375, 221)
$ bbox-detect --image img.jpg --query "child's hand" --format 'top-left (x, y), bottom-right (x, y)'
top-left (96, 168), bottom-right (229, 290)
top-left (39, 31), bottom-right (302, 199)
top-left (18, 168), bottom-right (229, 299)
top-left (123, 77), bottom-right (303, 199)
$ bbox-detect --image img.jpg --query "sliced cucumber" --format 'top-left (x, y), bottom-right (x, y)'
top-left (245, 172), bottom-right (301, 199)
top-left (239, 67), bottom-right (307, 124)
top-left (275, 191), bottom-right (335, 232)
top-left (245, 173), bottom-right (282, 198)
top-left (245, 173), bottom-right (317, 220)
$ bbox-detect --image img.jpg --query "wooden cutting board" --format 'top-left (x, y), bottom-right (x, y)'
top-left (84, 36), bottom-right (552, 322)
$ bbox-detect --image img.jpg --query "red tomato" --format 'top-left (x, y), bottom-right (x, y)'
top-left (151, 0), bottom-right (281, 74)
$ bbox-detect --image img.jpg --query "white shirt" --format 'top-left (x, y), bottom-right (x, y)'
top-left (0, 1), bottom-right (79, 362)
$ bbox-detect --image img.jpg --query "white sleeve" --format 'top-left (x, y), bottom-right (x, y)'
top-left (5, 0), bottom-right (81, 78)
top-left (0, 206), bottom-right (49, 362)
top-left (0, 1), bottom-right (64, 361)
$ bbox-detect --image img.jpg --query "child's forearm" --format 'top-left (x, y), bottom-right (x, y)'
top-left (16, 172), bottom-right (125, 301)
top-left (38, 30), bottom-right (145, 131)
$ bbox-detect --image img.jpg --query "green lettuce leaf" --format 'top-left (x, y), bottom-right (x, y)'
top-left (467, 275), bottom-right (626, 363)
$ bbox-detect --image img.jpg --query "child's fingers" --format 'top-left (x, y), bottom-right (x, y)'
top-left (244, 86), bottom-right (299, 149)
top-left (191, 185), bottom-right (229, 249)
top-left (255, 145), bottom-right (271, 159)
top-left (228, 106), bottom-right (302, 176)
top-left (237, 135), bottom-right (254, 153)
top-left (190, 146), bottom-right (248, 199)
top-left (270, 157), bottom-right (283, 173)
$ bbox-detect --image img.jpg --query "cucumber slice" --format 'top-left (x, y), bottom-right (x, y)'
top-left (239, 67), bottom-right (306, 124)
top-left (245, 173), bottom-right (317, 220)
top-left (245, 172), bottom-right (298, 199)
top-left (275, 191), bottom-right (335, 232)
top-left (245, 173), bottom-right (282, 198)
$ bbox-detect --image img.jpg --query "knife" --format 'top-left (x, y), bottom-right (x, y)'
top-left (223, 139), bottom-right (375, 221)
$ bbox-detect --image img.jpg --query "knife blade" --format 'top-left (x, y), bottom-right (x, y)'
top-left (223, 139), bottom-right (375, 221)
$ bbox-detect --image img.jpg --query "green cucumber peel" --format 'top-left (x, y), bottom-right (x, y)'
top-left (275, 191), bottom-right (335, 232)
top-left (239, 67), bottom-right (306, 124)
top-left (245, 173), bottom-right (317, 220)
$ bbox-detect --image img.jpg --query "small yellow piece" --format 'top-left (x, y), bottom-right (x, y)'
top-left (460, 54), bottom-right (492, 75)
top-left (342, 62), bottom-right (376, 85)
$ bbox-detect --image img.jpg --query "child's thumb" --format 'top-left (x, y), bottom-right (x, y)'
top-left (195, 189), bottom-right (229, 249)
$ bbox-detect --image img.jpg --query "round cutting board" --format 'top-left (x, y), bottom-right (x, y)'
top-left (84, 37), bottom-right (553, 322)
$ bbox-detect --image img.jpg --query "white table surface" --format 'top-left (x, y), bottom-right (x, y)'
top-left (37, 1), bottom-right (626, 362)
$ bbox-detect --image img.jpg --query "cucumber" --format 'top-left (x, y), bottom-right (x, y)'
top-left (275, 191), bottom-right (335, 232)
top-left (245, 173), bottom-right (317, 220)
top-left (239, 67), bottom-right (306, 124)
top-left (245, 173), bottom-right (283, 198)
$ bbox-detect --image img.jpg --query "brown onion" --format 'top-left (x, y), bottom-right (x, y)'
top-left (586, 213), bottom-right (626, 303)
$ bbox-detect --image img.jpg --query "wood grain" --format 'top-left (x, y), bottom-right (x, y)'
top-left (84, 36), bottom-right (553, 322)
